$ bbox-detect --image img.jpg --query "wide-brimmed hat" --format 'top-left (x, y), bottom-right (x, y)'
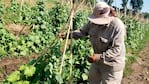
top-left (88, 2), bottom-right (111, 25)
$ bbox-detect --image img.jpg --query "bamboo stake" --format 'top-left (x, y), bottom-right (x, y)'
top-left (20, 0), bottom-right (24, 21)
top-left (59, 3), bottom-right (75, 75)
top-left (20, 0), bottom-right (24, 9)
top-left (59, 1), bottom-right (85, 84)
top-left (59, 0), bottom-right (85, 74)
top-left (58, 13), bottom-right (72, 84)
top-left (68, 0), bottom-right (74, 83)
top-left (74, 0), bottom-right (85, 14)
top-left (89, 0), bottom-right (93, 11)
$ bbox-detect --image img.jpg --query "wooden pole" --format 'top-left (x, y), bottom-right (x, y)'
top-left (20, 0), bottom-right (24, 11)
top-left (59, 0), bottom-right (75, 76)
top-left (20, 0), bottom-right (24, 21)
top-left (59, 1), bottom-right (85, 84)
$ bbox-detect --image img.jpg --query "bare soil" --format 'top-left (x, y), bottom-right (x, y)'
top-left (0, 54), bottom-right (37, 82)
top-left (5, 24), bottom-right (31, 35)
top-left (122, 42), bottom-right (149, 84)
top-left (0, 42), bottom-right (149, 83)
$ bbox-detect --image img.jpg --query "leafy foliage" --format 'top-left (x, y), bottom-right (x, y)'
top-left (130, 0), bottom-right (143, 12)
top-left (142, 12), bottom-right (149, 19)
top-left (121, 0), bottom-right (129, 9)
top-left (2, 1), bottom-right (91, 83)
top-left (104, 0), bottom-right (113, 6)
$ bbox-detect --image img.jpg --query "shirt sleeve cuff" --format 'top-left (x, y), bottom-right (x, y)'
top-left (95, 54), bottom-right (102, 61)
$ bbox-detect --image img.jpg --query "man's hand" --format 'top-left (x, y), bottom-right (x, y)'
top-left (87, 54), bottom-right (101, 63)
top-left (58, 32), bottom-right (66, 39)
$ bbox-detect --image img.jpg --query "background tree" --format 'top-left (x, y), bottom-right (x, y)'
top-left (63, 0), bottom-right (97, 7)
top-left (142, 12), bottom-right (149, 19)
top-left (130, 0), bottom-right (143, 13)
top-left (104, 0), bottom-right (113, 6)
top-left (121, 0), bottom-right (129, 14)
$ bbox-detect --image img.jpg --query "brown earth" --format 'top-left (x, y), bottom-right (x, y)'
top-left (5, 24), bottom-right (32, 36)
top-left (122, 42), bottom-right (149, 84)
top-left (0, 54), bottom-right (38, 82)
top-left (0, 42), bottom-right (149, 83)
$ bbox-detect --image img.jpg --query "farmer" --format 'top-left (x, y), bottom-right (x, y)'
top-left (59, 2), bottom-right (126, 84)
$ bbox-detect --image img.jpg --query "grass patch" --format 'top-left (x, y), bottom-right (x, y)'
top-left (1, 0), bottom-right (56, 8)
top-left (124, 53), bottom-right (137, 76)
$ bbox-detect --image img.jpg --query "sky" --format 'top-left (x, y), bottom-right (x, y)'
top-left (141, 0), bottom-right (149, 12)
top-left (97, 0), bottom-right (149, 13)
